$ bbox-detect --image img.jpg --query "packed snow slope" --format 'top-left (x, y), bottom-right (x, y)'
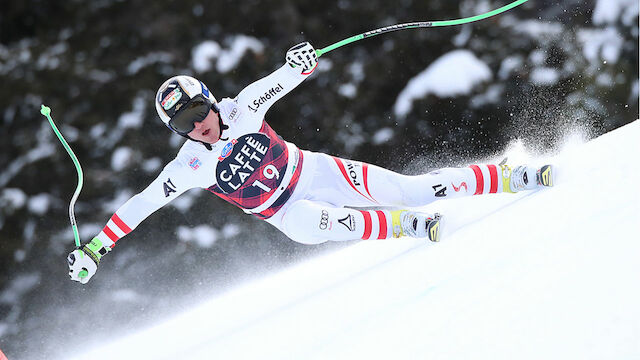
top-left (74, 121), bottom-right (640, 360)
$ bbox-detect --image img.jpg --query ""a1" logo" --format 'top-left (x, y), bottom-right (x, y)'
top-left (163, 178), bottom-right (177, 197)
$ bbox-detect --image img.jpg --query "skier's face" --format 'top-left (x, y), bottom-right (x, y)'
top-left (187, 109), bottom-right (221, 144)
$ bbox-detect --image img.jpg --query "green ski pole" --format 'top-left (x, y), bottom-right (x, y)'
top-left (316, 0), bottom-right (528, 57)
top-left (40, 105), bottom-right (84, 250)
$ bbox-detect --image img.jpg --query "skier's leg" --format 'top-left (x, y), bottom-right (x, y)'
top-left (329, 156), bottom-right (494, 207)
top-left (322, 155), bottom-right (480, 208)
top-left (282, 154), bottom-right (552, 244)
top-left (364, 165), bottom-right (481, 207)
top-left (328, 155), bottom-right (551, 208)
top-left (281, 200), bottom-right (441, 244)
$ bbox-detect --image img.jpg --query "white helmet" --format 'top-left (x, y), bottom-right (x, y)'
top-left (155, 75), bottom-right (217, 135)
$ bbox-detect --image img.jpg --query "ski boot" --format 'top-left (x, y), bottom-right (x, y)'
top-left (499, 159), bottom-right (553, 193)
top-left (391, 210), bottom-right (442, 242)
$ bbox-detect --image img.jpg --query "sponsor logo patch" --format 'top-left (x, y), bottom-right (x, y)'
top-left (338, 214), bottom-right (356, 232)
top-left (319, 210), bottom-right (330, 230)
top-left (162, 88), bottom-right (182, 110)
top-left (218, 139), bottom-right (238, 161)
top-left (452, 181), bottom-right (468, 192)
top-left (432, 184), bottom-right (447, 197)
top-left (163, 178), bottom-right (177, 197)
top-left (227, 107), bottom-right (238, 122)
top-left (346, 161), bottom-right (361, 186)
top-left (200, 81), bottom-right (210, 97)
top-left (189, 157), bottom-right (202, 170)
top-left (247, 83), bottom-right (284, 113)
top-left (215, 133), bottom-right (270, 193)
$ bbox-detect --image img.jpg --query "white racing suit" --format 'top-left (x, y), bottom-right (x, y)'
top-left (95, 64), bottom-right (508, 247)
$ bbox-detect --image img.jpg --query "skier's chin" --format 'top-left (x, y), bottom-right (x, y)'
top-left (203, 133), bottom-right (220, 144)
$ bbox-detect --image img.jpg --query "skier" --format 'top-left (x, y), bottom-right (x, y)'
top-left (68, 42), bottom-right (553, 284)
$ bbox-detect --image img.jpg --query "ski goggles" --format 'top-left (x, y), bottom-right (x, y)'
top-left (168, 94), bottom-right (219, 136)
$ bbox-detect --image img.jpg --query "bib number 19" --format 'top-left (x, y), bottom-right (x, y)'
top-left (251, 165), bottom-right (280, 193)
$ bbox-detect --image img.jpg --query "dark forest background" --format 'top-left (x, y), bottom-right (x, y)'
top-left (0, 0), bottom-right (637, 358)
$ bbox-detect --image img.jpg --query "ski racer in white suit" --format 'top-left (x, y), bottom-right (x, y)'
top-left (68, 42), bottom-right (553, 284)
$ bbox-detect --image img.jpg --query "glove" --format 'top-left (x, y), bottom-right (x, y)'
top-left (286, 42), bottom-right (318, 75)
top-left (67, 237), bottom-right (111, 284)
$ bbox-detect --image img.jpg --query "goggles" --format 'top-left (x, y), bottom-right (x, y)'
top-left (168, 94), bottom-right (219, 136)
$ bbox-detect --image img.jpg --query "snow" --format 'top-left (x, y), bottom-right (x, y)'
top-left (35, 42), bottom-right (68, 70)
top-left (111, 146), bottom-right (134, 171)
top-left (103, 190), bottom-right (134, 213)
top-left (511, 20), bottom-right (564, 38)
top-left (118, 96), bottom-right (146, 129)
top-left (192, 4), bottom-right (204, 16)
top-left (593, 0), bottom-right (640, 26)
top-left (141, 157), bottom-right (162, 173)
top-left (470, 84), bottom-right (504, 108)
top-left (498, 55), bottom-right (523, 80)
top-left (110, 289), bottom-right (144, 303)
top-left (13, 250), bottom-right (26, 263)
top-left (221, 223), bottom-right (241, 238)
top-left (577, 28), bottom-right (624, 65)
top-left (393, 50), bottom-right (492, 118)
top-left (72, 121), bottom-right (640, 360)
top-left (371, 127), bottom-right (394, 145)
top-left (192, 35), bottom-right (264, 74)
top-left (27, 194), bottom-right (51, 215)
top-left (192, 40), bottom-right (221, 73)
top-left (596, 72), bottom-right (614, 87)
top-left (79, 223), bottom-right (103, 240)
top-left (89, 123), bottom-right (107, 139)
top-left (338, 62), bottom-right (366, 98)
top-left (528, 49), bottom-right (546, 66)
top-left (217, 36), bottom-right (264, 73)
top-left (316, 58), bottom-right (333, 73)
top-left (1, 188), bottom-right (27, 210)
top-left (0, 139), bottom-right (55, 188)
top-left (0, 40), bottom-right (33, 76)
top-left (530, 67), bottom-right (560, 86)
top-left (347, 62), bottom-right (365, 82)
top-left (177, 225), bottom-right (218, 248)
top-left (126, 52), bottom-right (173, 75)
top-left (169, 190), bottom-right (197, 212)
top-left (337, 83), bottom-right (357, 98)
top-left (0, 274), bottom-right (40, 305)
top-left (88, 69), bottom-right (115, 83)
top-left (0, 322), bottom-right (8, 338)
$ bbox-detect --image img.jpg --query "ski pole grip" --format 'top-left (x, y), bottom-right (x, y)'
top-left (40, 104), bottom-right (51, 117)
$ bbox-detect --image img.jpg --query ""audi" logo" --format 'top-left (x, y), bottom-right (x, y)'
top-left (319, 210), bottom-right (329, 230)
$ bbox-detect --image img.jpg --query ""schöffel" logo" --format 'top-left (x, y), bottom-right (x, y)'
top-left (247, 83), bottom-right (284, 113)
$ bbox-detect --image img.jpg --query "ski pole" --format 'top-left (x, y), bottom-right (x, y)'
top-left (316, 0), bottom-right (528, 57)
top-left (40, 105), bottom-right (84, 249)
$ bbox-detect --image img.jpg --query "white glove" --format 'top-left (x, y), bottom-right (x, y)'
top-left (67, 238), bottom-right (110, 284)
top-left (286, 42), bottom-right (318, 75)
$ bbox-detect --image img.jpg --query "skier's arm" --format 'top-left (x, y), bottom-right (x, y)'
top-left (95, 159), bottom-right (195, 247)
top-left (68, 158), bottom-right (196, 284)
top-left (236, 42), bottom-right (318, 120)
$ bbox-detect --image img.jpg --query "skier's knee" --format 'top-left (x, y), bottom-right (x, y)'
top-left (282, 200), bottom-right (329, 245)
top-left (399, 174), bottom-right (432, 207)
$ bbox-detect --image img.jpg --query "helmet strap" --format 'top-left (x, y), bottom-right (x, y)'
top-left (217, 111), bottom-right (229, 141)
top-left (193, 136), bottom-right (213, 150)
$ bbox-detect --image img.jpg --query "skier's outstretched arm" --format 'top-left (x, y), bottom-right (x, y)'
top-left (236, 42), bottom-right (318, 120)
top-left (67, 158), bottom-right (196, 284)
